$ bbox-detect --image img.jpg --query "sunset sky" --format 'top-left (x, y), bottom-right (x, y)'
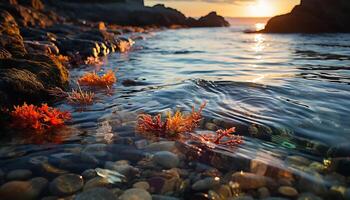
top-left (145, 0), bottom-right (300, 18)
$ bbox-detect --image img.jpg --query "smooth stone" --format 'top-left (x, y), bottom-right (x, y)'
top-left (309, 162), bottom-right (326, 173)
top-left (152, 195), bottom-right (180, 200)
top-left (82, 144), bottom-right (108, 157)
top-left (230, 172), bottom-right (272, 190)
top-left (80, 152), bottom-right (99, 165)
top-left (250, 159), bottom-right (268, 176)
top-left (231, 196), bottom-right (254, 200)
top-left (258, 187), bottom-right (270, 199)
top-left (205, 122), bottom-right (218, 131)
top-left (208, 190), bottom-right (222, 200)
top-left (83, 176), bottom-right (110, 191)
top-left (6, 169), bottom-right (32, 181)
top-left (104, 161), bottom-right (139, 178)
top-left (192, 177), bottom-right (220, 191)
top-left (0, 177), bottom-right (48, 200)
top-left (50, 173), bottom-right (84, 196)
top-left (135, 139), bottom-right (148, 149)
top-left (278, 186), bottom-right (298, 197)
top-left (119, 188), bottom-right (152, 200)
top-left (82, 169), bottom-right (97, 181)
top-left (145, 141), bottom-right (176, 152)
top-left (285, 156), bottom-right (311, 166)
top-left (133, 181), bottom-right (150, 191)
top-left (41, 196), bottom-right (59, 200)
top-left (75, 187), bottom-right (116, 200)
top-left (215, 184), bottom-right (232, 199)
top-left (262, 198), bottom-right (289, 200)
top-left (297, 193), bottom-right (323, 200)
top-left (297, 170), bottom-right (327, 195)
top-left (152, 151), bottom-right (179, 169)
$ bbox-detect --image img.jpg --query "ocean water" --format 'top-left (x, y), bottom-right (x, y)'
top-left (1, 18), bottom-right (350, 198)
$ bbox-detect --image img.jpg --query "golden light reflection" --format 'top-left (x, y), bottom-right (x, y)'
top-left (247, 0), bottom-right (274, 17)
top-left (255, 23), bottom-right (266, 31)
top-left (253, 34), bottom-right (265, 52)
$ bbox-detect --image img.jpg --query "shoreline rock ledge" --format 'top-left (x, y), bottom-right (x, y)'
top-left (262, 0), bottom-right (350, 33)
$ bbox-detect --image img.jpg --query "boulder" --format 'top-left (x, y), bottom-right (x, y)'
top-left (188, 12), bottom-right (229, 27)
top-left (262, 0), bottom-right (350, 33)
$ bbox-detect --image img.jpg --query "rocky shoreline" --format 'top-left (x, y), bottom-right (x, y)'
top-left (0, 0), bottom-right (229, 107)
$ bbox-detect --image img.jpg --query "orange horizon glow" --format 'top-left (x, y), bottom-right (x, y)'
top-left (145, 0), bottom-right (300, 18)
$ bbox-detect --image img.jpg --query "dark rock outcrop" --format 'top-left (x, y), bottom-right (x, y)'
top-left (262, 0), bottom-right (350, 33)
top-left (187, 12), bottom-right (229, 27)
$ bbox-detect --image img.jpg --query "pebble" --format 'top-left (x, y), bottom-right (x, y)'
top-left (6, 169), bottom-right (32, 181)
top-left (232, 196), bottom-right (254, 200)
top-left (278, 186), bottom-right (298, 197)
top-left (297, 170), bottom-right (327, 195)
top-left (82, 169), bottom-right (98, 181)
top-left (82, 144), bottom-right (108, 158)
top-left (135, 139), bottom-right (149, 149)
top-left (133, 181), bottom-right (150, 191)
top-left (105, 161), bottom-right (139, 178)
top-left (230, 172), bottom-right (272, 189)
top-left (250, 159), bottom-right (268, 176)
top-left (152, 151), bottom-right (179, 169)
top-left (0, 177), bottom-right (48, 200)
top-left (297, 193), bottom-right (323, 200)
top-left (258, 187), bottom-right (270, 199)
top-left (192, 177), bottom-right (220, 191)
top-left (119, 188), bottom-right (152, 200)
top-left (215, 184), bottom-right (232, 199)
top-left (83, 176), bottom-right (110, 191)
top-left (76, 187), bottom-right (116, 200)
top-left (145, 141), bottom-right (176, 152)
top-left (50, 173), bottom-right (84, 196)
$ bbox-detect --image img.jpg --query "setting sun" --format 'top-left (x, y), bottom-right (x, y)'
top-left (248, 0), bottom-right (274, 17)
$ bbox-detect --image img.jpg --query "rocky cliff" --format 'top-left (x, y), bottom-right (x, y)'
top-left (262, 0), bottom-right (350, 33)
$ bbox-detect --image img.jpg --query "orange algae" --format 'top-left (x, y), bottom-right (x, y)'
top-left (78, 70), bottom-right (117, 87)
top-left (137, 102), bottom-right (206, 137)
top-left (48, 87), bottom-right (95, 105)
top-left (199, 127), bottom-right (243, 146)
top-left (10, 103), bottom-right (71, 131)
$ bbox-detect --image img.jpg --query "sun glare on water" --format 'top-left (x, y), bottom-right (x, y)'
top-left (248, 0), bottom-right (274, 17)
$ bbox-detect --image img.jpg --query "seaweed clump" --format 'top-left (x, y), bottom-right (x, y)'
top-left (137, 102), bottom-right (206, 137)
top-left (10, 103), bottom-right (71, 131)
top-left (48, 86), bottom-right (95, 105)
top-left (198, 127), bottom-right (243, 146)
top-left (78, 70), bottom-right (116, 88)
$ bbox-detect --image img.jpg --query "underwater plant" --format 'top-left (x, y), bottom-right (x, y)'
top-left (10, 103), bottom-right (71, 131)
top-left (198, 127), bottom-right (243, 146)
top-left (48, 86), bottom-right (95, 105)
top-left (78, 70), bottom-right (117, 88)
top-left (84, 56), bottom-right (104, 66)
top-left (137, 102), bottom-right (206, 137)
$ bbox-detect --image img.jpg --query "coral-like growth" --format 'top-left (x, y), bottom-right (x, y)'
top-left (78, 70), bottom-right (116, 88)
top-left (199, 127), bottom-right (243, 146)
top-left (10, 103), bottom-right (71, 131)
top-left (84, 56), bottom-right (104, 66)
top-left (48, 86), bottom-right (95, 105)
top-left (137, 102), bottom-right (206, 137)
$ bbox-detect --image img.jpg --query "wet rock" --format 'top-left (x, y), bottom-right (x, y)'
top-left (262, 198), bottom-right (289, 200)
top-left (82, 144), bottom-right (107, 158)
top-left (135, 139), bottom-right (148, 149)
top-left (119, 188), bottom-right (152, 200)
top-left (250, 159), bottom-right (268, 176)
top-left (80, 152), bottom-right (99, 165)
top-left (297, 170), bottom-right (327, 195)
top-left (145, 141), bottom-right (176, 152)
top-left (188, 12), bottom-right (229, 27)
top-left (192, 177), bottom-right (220, 191)
top-left (147, 175), bottom-right (182, 195)
top-left (278, 186), bottom-right (298, 197)
top-left (6, 169), bottom-right (32, 181)
top-left (49, 173), bottom-right (84, 196)
top-left (41, 196), bottom-right (59, 200)
top-left (214, 184), bottom-right (232, 199)
top-left (230, 172), bottom-right (274, 190)
top-left (232, 196), bottom-right (254, 200)
top-left (82, 169), bottom-right (97, 181)
top-left (152, 151), bottom-right (179, 169)
top-left (133, 181), bottom-right (150, 191)
top-left (76, 187), bottom-right (116, 200)
top-left (104, 160), bottom-right (139, 179)
top-left (83, 176), bottom-right (110, 191)
top-left (0, 177), bottom-right (48, 200)
top-left (297, 193), bottom-right (323, 200)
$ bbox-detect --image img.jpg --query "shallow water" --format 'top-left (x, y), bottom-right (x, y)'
top-left (1, 20), bottom-right (350, 199)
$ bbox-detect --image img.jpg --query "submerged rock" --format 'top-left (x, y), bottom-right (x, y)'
top-left (6, 169), bottom-right (32, 181)
top-left (0, 177), bottom-right (48, 200)
top-left (119, 188), bottom-right (152, 200)
top-left (49, 173), bottom-right (84, 196)
top-left (230, 172), bottom-right (274, 190)
top-left (152, 151), bottom-right (179, 169)
top-left (76, 187), bottom-right (116, 200)
top-left (192, 177), bottom-right (220, 191)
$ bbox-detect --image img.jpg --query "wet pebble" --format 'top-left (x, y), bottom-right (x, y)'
top-left (152, 195), bottom-right (180, 200)
top-left (6, 169), bottom-right (32, 181)
top-left (82, 169), bottom-right (98, 181)
top-left (214, 184), bottom-right (232, 199)
top-left (105, 160), bottom-right (139, 178)
top-left (50, 173), bottom-right (84, 196)
top-left (250, 159), bottom-right (268, 176)
top-left (297, 170), bottom-right (327, 195)
top-left (232, 196), bottom-right (254, 200)
top-left (76, 187), bottom-right (116, 200)
top-left (230, 172), bottom-right (272, 190)
top-left (119, 188), bottom-right (152, 200)
top-left (278, 186), bottom-right (298, 197)
top-left (0, 177), bottom-right (48, 200)
top-left (153, 151), bottom-right (179, 169)
top-left (285, 155), bottom-right (311, 166)
top-left (192, 177), bottom-right (220, 191)
top-left (297, 193), bottom-right (323, 200)
top-left (82, 144), bottom-right (108, 158)
top-left (133, 181), bottom-right (150, 191)
top-left (135, 139), bottom-right (149, 149)
top-left (145, 141), bottom-right (176, 152)
top-left (83, 176), bottom-right (110, 191)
